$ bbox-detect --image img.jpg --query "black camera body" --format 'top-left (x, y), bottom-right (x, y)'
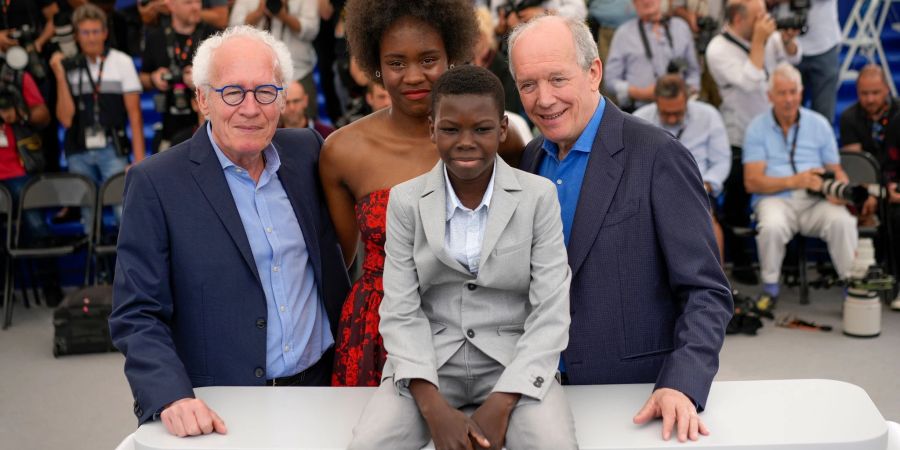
top-left (695, 17), bottom-right (719, 54)
top-left (775, 0), bottom-right (809, 33)
top-left (666, 57), bottom-right (689, 76)
top-left (498, 0), bottom-right (545, 19)
top-left (266, 0), bottom-right (283, 15)
top-left (155, 65), bottom-right (192, 114)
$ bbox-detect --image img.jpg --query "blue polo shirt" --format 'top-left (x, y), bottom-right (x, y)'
top-left (537, 97), bottom-right (606, 246)
top-left (742, 107), bottom-right (840, 206)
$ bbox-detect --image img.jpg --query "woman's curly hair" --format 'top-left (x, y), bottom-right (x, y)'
top-left (344, 0), bottom-right (478, 80)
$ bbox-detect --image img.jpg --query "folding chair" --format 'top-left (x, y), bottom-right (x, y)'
top-left (91, 171), bottom-right (126, 285)
top-left (840, 150), bottom-right (885, 241)
top-left (0, 184), bottom-right (11, 317)
top-left (3, 174), bottom-right (96, 329)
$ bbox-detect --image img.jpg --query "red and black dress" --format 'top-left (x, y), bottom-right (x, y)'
top-left (332, 189), bottom-right (390, 386)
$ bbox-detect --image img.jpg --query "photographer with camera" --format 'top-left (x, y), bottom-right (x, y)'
top-left (139, 0), bottom-right (228, 29)
top-left (634, 74), bottom-right (731, 262)
top-left (141, 0), bottom-right (214, 152)
top-left (487, 0), bottom-right (587, 36)
top-left (50, 4), bottom-right (144, 190)
top-left (605, 0), bottom-right (700, 110)
top-left (0, 55), bottom-right (64, 304)
top-left (768, 0), bottom-right (840, 121)
top-left (230, 0), bottom-right (321, 120)
top-left (706, 0), bottom-right (800, 284)
top-left (742, 63), bottom-right (857, 308)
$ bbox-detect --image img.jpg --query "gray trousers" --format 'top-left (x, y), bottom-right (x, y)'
top-left (797, 45), bottom-right (840, 122)
top-left (348, 342), bottom-right (577, 450)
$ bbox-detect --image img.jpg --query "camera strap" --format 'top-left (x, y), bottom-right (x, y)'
top-left (637, 18), bottom-right (673, 77)
top-left (773, 109), bottom-right (800, 173)
top-left (722, 31), bottom-right (768, 79)
top-left (78, 53), bottom-right (106, 126)
top-left (164, 26), bottom-right (199, 68)
top-left (1, 0), bottom-right (9, 30)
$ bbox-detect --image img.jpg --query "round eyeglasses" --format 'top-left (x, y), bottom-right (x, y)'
top-left (211, 84), bottom-right (284, 106)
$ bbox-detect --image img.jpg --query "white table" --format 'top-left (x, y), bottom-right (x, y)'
top-left (132, 379), bottom-right (888, 449)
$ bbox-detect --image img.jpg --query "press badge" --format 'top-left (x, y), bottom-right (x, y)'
top-left (0, 132), bottom-right (8, 148)
top-left (85, 126), bottom-right (107, 149)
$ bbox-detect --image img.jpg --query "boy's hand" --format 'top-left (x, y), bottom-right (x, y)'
top-left (410, 379), bottom-right (490, 450)
top-left (469, 392), bottom-right (520, 450)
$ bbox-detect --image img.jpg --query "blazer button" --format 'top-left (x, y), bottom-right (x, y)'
top-left (466, 329), bottom-right (475, 338)
top-left (467, 283), bottom-right (477, 291)
top-left (254, 367), bottom-right (265, 378)
top-left (533, 376), bottom-right (544, 388)
top-left (256, 318), bottom-right (266, 329)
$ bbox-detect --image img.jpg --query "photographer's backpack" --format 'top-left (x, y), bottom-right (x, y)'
top-left (52, 285), bottom-right (117, 357)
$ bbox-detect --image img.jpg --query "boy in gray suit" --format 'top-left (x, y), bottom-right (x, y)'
top-left (348, 66), bottom-right (577, 450)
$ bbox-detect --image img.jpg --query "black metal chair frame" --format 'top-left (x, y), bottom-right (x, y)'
top-left (91, 171), bottom-right (126, 285)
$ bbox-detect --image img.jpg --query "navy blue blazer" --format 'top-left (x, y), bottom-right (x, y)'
top-left (520, 101), bottom-right (733, 410)
top-left (110, 126), bottom-right (350, 424)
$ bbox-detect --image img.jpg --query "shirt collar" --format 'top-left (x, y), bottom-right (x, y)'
top-left (444, 159), bottom-right (497, 221)
top-left (541, 96), bottom-right (606, 158)
top-left (207, 121), bottom-right (281, 174)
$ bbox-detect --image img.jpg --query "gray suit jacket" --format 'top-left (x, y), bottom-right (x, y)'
top-left (379, 157), bottom-right (571, 401)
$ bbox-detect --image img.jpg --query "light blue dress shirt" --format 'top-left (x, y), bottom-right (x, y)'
top-left (444, 161), bottom-right (496, 274)
top-left (588, 0), bottom-right (636, 27)
top-left (605, 17), bottom-right (700, 107)
top-left (538, 97), bottom-right (606, 247)
top-left (207, 124), bottom-right (332, 379)
top-left (742, 107), bottom-right (840, 206)
top-left (633, 100), bottom-right (732, 195)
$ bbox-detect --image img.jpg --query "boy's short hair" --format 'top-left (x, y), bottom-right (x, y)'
top-left (431, 65), bottom-right (505, 119)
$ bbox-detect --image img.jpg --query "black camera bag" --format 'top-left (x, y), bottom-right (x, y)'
top-left (52, 285), bottom-right (118, 357)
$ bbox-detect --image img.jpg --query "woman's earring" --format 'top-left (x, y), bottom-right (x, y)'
top-left (449, 64), bottom-right (455, 69)
top-left (374, 70), bottom-right (381, 78)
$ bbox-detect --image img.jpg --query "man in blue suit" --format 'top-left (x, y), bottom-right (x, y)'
top-left (508, 15), bottom-right (733, 443)
top-left (109, 26), bottom-right (349, 437)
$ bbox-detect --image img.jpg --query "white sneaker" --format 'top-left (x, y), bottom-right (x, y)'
top-left (892, 295), bottom-right (900, 311)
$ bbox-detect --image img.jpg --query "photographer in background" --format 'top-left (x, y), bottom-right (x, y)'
top-left (742, 63), bottom-right (856, 308)
top-left (139, 0), bottom-right (228, 29)
top-left (0, 58), bottom-right (64, 305)
top-left (605, 0), bottom-right (700, 110)
top-left (141, 0), bottom-right (214, 152)
top-left (486, 0), bottom-right (587, 36)
top-left (0, 0), bottom-right (57, 57)
top-left (229, 0), bottom-right (320, 120)
top-left (768, 0), bottom-right (840, 121)
top-left (634, 74), bottom-right (731, 262)
top-left (50, 3), bottom-right (144, 190)
top-left (706, 0), bottom-right (800, 284)
top-left (668, 0), bottom-right (724, 104)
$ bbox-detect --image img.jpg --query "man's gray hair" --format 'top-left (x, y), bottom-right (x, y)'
top-left (192, 25), bottom-right (294, 91)
top-left (507, 15), bottom-right (598, 80)
top-left (768, 62), bottom-right (803, 92)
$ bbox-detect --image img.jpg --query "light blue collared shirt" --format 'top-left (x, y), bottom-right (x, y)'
top-left (633, 100), bottom-right (732, 195)
top-left (742, 107), bottom-right (840, 206)
top-left (538, 96), bottom-right (606, 246)
top-left (444, 161), bottom-right (496, 274)
top-left (605, 17), bottom-right (700, 107)
top-left (207, 124), bottom-right (332, 379)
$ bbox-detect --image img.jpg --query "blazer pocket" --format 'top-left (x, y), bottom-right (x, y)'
top-left (429, 321), bottom-right (448, 335)
top-left (600, 199), bottom-right (640, 228)
top-left (620, 346), bottom-right (674, 361)
top-left (493, 238), bottom-right (530, 256)
top-left (497, 323), bottom-right (525, 336)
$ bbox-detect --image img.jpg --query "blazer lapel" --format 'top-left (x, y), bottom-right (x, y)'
top-left (189, 124), bottom-right (262, 284)
top-left (273, 140), bottom-right (323, 288)
top-left (567, 103), bottom-right (626, 276)
top-left (479, 157), bottom-right (521, 263)
top-left (419, 162), bottom-right (472, 276)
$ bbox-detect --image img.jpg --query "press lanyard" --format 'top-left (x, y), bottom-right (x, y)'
top-left (79, 54), bottom-right (106, 125)
top-left (637, 19), bottom-right (673, 78)
top-left (165, 26), bottom-right (198, 66)
top-left (723, 31), bottom-right (768, 79)
top-left (774, 110), bottom-right (801, 174)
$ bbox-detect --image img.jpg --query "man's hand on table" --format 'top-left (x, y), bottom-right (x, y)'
top-left (160, 397), bottom-right (228, 437)
top-left (633, 387), bottom-right (709, 442)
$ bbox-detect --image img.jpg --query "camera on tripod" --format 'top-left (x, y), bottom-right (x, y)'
top-left (8, 25), bottom-right (47, 80)
top-left (774, 0), bottom-right (809, 33)
top-left (807, 171), bottom-right (870, 206)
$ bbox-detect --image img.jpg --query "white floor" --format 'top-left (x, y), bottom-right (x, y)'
top-left (0, 281), bottom-right (897, 450)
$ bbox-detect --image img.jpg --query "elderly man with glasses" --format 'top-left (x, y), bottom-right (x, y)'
top-left (109, 25), bottom-right (350, 438)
